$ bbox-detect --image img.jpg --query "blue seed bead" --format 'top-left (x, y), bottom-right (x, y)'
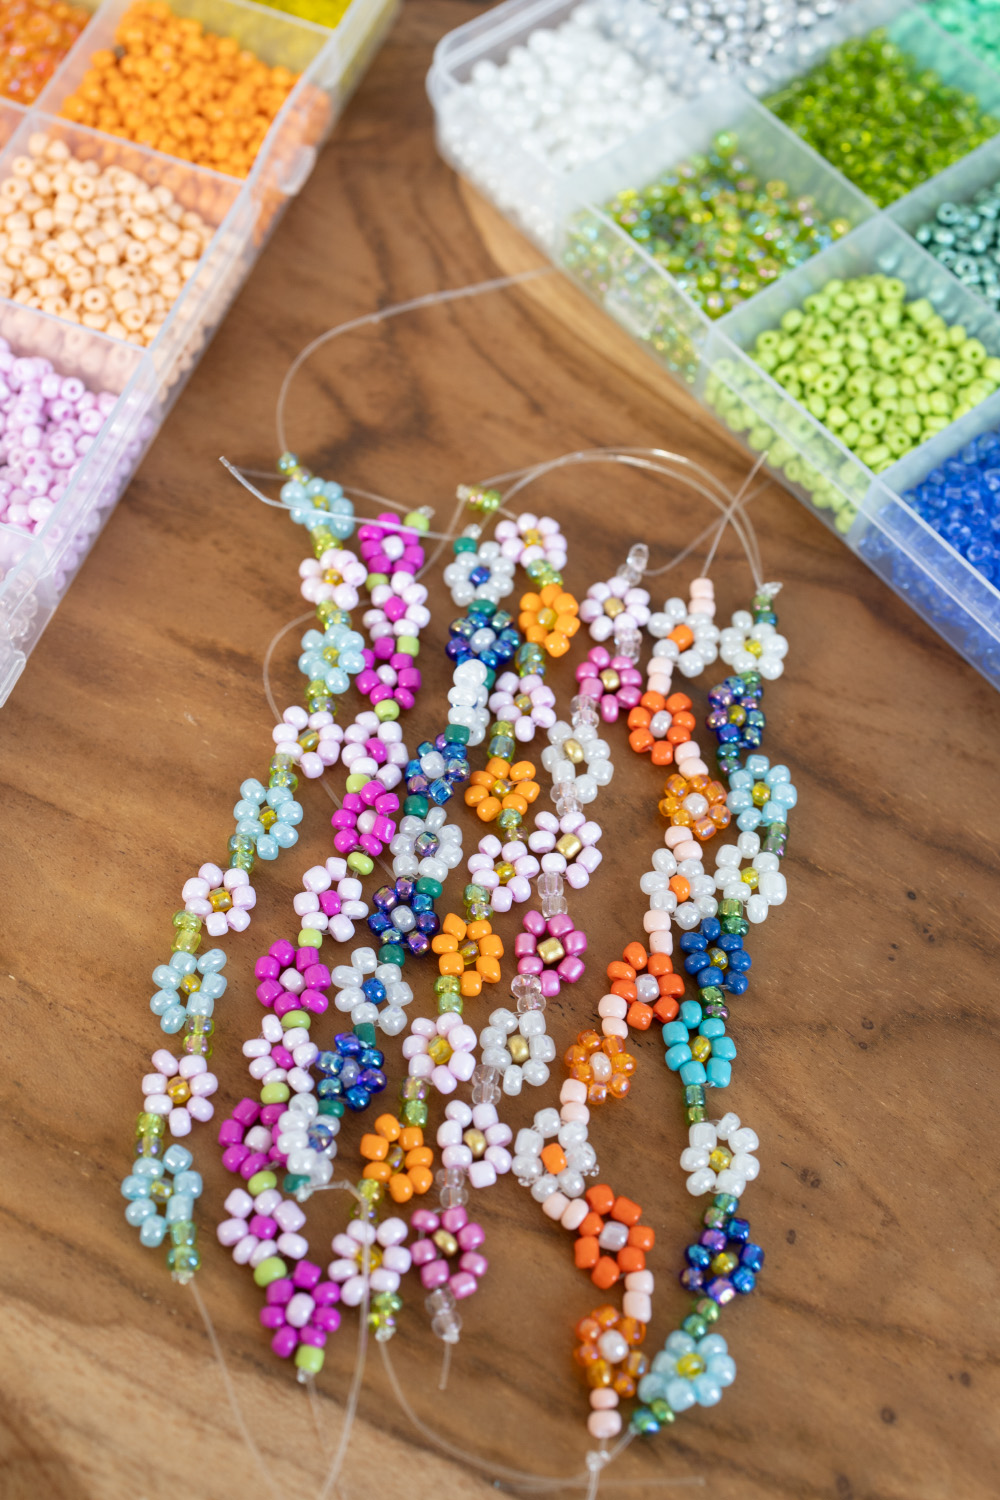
top-left (679, 1059), bottom-right (708, 1086)
top-left (699, 1017), bottom-right (726, 1039)
top-left (726, 788), bottom-right (753, 812)
top-left (125, 1198), bottom-right (158, 1226)
top-left (725, 1216), bottom-right (750, 1243)
top-left (638, 1373), bottom-right (667, 1403)
top-left (712, 1036), bottom-right (737, 1061)
top-left (665, 1042), bottom-right (693, 1070)
top-left (121, 1174), bottom-right (151, 1200)
top-left (170, 952), bottom-right (197, 975)
top-left (725, 972), bottom-right (749, 996)
top-left (737, 808), bottom-right (762, 831)
top-left (164, 1145), bottom-right (193, 1174)
top-left (257, 834), bottom-right (279, 861)
top-left (197, 949), bottom-right (227, 974)
top-left (160, 1004), bottom-right (187, 1033)
top-left (706, 1058), bottom-right (732, 1088)
top-left (139, 1214), bottom-right (168, 1247)
top-left (729, 768), bottom-right (753, 788)
top-left (680, 999), bottom-right (703, 1029)
top-left (741, 1242), bottom-right (765, 1271)
top-left (693, 1375), bottom-right (723, 1407)
top-left (152, 964), bottom-right (182, 990)
top-left (684, 951), bottom-right (709, 975)
top-left (173, 1171), bottom-right (203, 1199)
top-left (771, 782), bottom-right (797, 807)
top-left (662, 1021), bottom-right (689, 1046)
top-left (665, 1379), bottom-right (697, 1413)
top-left (150, 990), bottom-right (175, 1016)
top-left (727, 949), bottom-right (751, 972)
top-left (732, 1267), bottom-right (757, 1295)
top-left (701, 918), bottom-right (721, 942)
top-left (679, 931), bottom-right (707, 951)
top-left (133, 1158), bottom-right (164, 1179)
top-left (241, 778), bottom-right (267, 803)
top-left (166, 1193), bottom-right (194, 1222)
top-left (686, 1243), bottom-right (712, 1269)
top-left (764, 764), bottom-right (790, 785)
top-left (746, 754), bottom-right (769, 777)
top-left (708, 1354), bottom-right (737, 1385)
top-left (199, 972), bottom-right (227, 999)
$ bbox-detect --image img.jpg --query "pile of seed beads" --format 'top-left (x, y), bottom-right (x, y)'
top-left (900, 429), bottom-right (1000, 587)
top-left (927, 0), bottom-right (1000, 68)
top-left (605, 130), bottom-right (851, 319)
top-left (912, 187), bottom-right (1000, 312)
top-left (749, 274), bottom-right (1000, 473)
top-left (764, 30), bottom-right (1000, 208)
top-left (0, 0), bottom-right (90, 104)
top-left (652, 0), bottom-right (839, 73)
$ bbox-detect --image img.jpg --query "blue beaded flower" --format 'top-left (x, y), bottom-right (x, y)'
top-left (725, 754), bottom-right (797, 833)
top-left (316, 1033), bottom-right (387, 1112)
top-left (367, 875), bottom-right (442, 965)
top-left (679, 922), bottom-right (751, 996)
top-left (446, 599), bottom-right (521, 675)
top-left (662, 997), bottom-right (736, 1089)
top-left (278, 452), bottom-right (356, 541)
top-left (706, 673), bottom-right (765, 753)
top-left (682, 1208), bottom-right (764, 1301)
top-left (149, 948), bottom-right (227, 1035)
top-left (637, 1331), bottom-right (736, 1414)
top-left (232, 778), bottom-right (305, 862)
top-left (403, 734), bottom-right (471, 812)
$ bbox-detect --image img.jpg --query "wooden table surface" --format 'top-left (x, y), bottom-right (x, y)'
top-left (3, 5), bottom-right (999, 1499)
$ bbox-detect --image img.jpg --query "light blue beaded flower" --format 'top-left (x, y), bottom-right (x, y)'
top-left (281, 475), bottom-right (356, 540)
top-left (725, 755), bottom-right (798, 832)
top-left (297, 621), bottom-right (367, 694)
top-left (233, 781), bottom-right (304, 862)
top-left (637, 1331), bottom-right (736, 1413)
top-left (121, 1146), bottom-right (201, 1249)
top-left (149, 948), bottom-right (227, 1034)
top-left (662, 998), bottom-right (736, 1089)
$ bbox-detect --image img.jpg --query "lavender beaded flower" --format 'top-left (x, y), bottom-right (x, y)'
top-left (494, 512), bottom-right (567, 573)
top-left (467, 834), bottom-right (539, 911)
top-left (299, 546), bottom-right (367, 611)
top-left (403, 1012), bottom-right (478, 1096)
top-left (487, 671), bottom-right (557, 743)
top-left (142, 1048), bottom-right (218, 1138)
top-left (579, 575), bottom-right (651, 643)
top-left (327, 1216), bottom-right (412, 1307)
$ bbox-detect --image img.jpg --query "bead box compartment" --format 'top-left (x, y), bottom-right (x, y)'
top-left (0, 0), bottom-right (399, 706)
top-left (428, 0), bottom-right (1000, 689)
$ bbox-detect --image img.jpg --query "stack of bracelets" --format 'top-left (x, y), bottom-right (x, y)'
top-left (121, 446), bottom-right (791, 1449)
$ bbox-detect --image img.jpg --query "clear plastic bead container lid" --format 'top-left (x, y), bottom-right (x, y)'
top-left (427, 0), bottom-right (1000, 690)
top-left (0, 0), bottom-right (399, 706)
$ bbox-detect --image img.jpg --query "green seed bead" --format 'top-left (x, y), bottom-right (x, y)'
top-left (261, 1082), bottom-right (290, 1104)
top-left (295, 1344), bottom-right (325, 1377)
top-left (345, 773), bottom-right (369, 794)
top-left (281, 1009), bottom-right (310, 1030)
top-left (347, 852), bottom-right (374, 876)
top-left (298, 928), bottom-right (323, 948)
top-left (375, 700), bottom-right (399, 722)
top-left (253, 1255), bottom-right (288, 1288)
top-left (248, 1171), bottom-right (278, 1198)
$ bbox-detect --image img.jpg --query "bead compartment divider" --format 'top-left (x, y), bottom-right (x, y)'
top-left (428, 0), bottom-right (1000, 691)
top-left (0, 0), bottom-right (399, 708)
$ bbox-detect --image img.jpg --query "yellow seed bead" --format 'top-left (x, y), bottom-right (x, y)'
top-left (209, 888), bottom-right (232, 911)
top-left (691, 1035), bottom-right (712, 1062)
top-left (751, 782), bottom-right (770, 807)
top-left (740, 867), bottom-right (759, 889)
top-left (676, 1353), bottom-right (705, 1379)
top-left (556, 832), bottom-right (583, 859)
top-left (708, 1146), bottom-right (733, 1172)
top-left (427, 1036), bottom-right (452, 1065)
top-left (167, 1077), bottom-right (191, 1105)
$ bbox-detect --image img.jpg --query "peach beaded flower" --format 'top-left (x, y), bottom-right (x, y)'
top-left (359, 1113), bottom-right (434, 1204)
top-left (517, 583), bottom-right (581, 658)
top-left (431, 913), bottom-right (504, 997)
top-left (658, 772), bottom-right (731, 842)
top-left (464, 756), bottom-right (540, 834)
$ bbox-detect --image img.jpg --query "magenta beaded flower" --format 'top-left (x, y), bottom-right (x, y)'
top-left (410, 1204), bottom-right (487, 1301)
top-left (487, 671), bottom-right (557, 743)
top-left (259, 1260), bottom-right (342, 1367)
top-left (575, 646), bottom-right (644, 724)
top-left (579, 575), bottom-right (651, 643)
top-left (330, 779), bottom-right (399, 860)
top-left (514, 909), bottom-right (587, 996)
top-left (403, 1013), bottom-right (478, 1095)
top-left (357, 515), bottom-right (426, 581)
top-left (356, 572), bottom-right (428, 712)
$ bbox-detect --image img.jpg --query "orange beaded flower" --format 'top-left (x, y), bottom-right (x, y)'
top-left (658, 770), bottom-right (731, 842)
top-left (564, 1029), bottom-right (637, 1106)
top-left (431, 913), bottom-right (504, 997)
top-left (360, 1114), bottom-right (433, 1204)
top-left (604, 943), bottom-right (683, 1032)
top-left (464, 756), bottom-right (540, 832)
top-left (517, 583), bottom-right (580, 657)
top-left (574, 1305), bottom-right (648, 1396)
top-left (572, 1184), bottom-right (655, 1290)
top-left (627, 690), bottom-right (699, 764)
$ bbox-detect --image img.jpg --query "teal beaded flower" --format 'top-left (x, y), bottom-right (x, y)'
top-left (724, 754), bottom-right (797, 836)
top-left (278, 452), bottom-right (356, 540)
top-left (637, 1330), bottom-right (736, 1414)
top-left (232, 779), bottom-right (304, 862)
top-left (662, 997), bottom-right (736, 1090)
top-left (150, 947), bottom-right (228, 1035)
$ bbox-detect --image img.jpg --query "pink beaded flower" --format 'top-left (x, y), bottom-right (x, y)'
top-left (487, 671), bottom-right (557, 743)
top-left (575, 646), bottom-right (644, 724)
top-left (515, 910), bottom-right (587, 996)
top-left (294, 860), bottom-right (369, 945)
top-left (143, 1048), bottom-right (218, 1137)
top-left (410, 1205), bottom-right (487, 1300)
top-left (182, 862), bottom-right (256, 937)
top-left (328, 1216), bottom-right (412, 1307)
top-left (494, 511), bottom-right (567, 573)
top-left (528, 811), bottom-right (603, 891)
top-left (299, 546), bottom-right (367, 610)
top-left (357, 516), bottom-right (426, 581)
top-left (330, 779), bottom-right (399, 860)
top-left (467, 833), bottom-right (539, 912)
top-left (356, 573), bottom-right (428, 712)
top-left (403, 1013), bottom-right (478, 1095)
top-left (259, 1260), bottom-right (342, 1366)
top-left (272, 704), bottom-right (343, 781)
top-left (579, 576), bottom-right (651, 643)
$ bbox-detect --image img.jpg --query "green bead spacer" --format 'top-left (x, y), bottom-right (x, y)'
top-left (649, 1398), bottom-right (675, 1425)
top-left (248, 1171), bottom-right (278, 1198)
top-left (714, 1192), bottom-right (739, 1214)
top-left (437, 991), bottom-right (463, 1014)
top-left (317, 1099), bottom-right (345, 1118)
top-left (379, 943), bottom-right (405, 967)
top-left (682, 1314), bottom-right (708, 1340)
top-left (695, 1297), bottom-right (721, 1326)
top-left (375, 700), bottom-right (400, 722)
top-left (395, 635), bottom-right (419, 657)
top-left (404, 795), bottom-right (429, 818)
top-left (295, 1343), bottom-right (326, 1376)
top-left (400, 1099), bottom-right (428, 1127)
top-left (283, 1172), bottom-right (311, 1195)
top-left (298, 929), bottom-right (323, 949)
top-left (630, 1408), bottom-right (660, 1436)
top-left (347, 852), bottom-right (374, 876)
top-left (454, 535), bottom-right (477, 552)
top-left (345, 773), bottom-right (369, 794)
top-left (354, 1022), bottom-right (377, 1047)
top-left (404, 510), bottom-right (430, 532)
top-left (253, 1255), bottom-right (288, 1288)
top-left (416, 876), bottom-right (442, 898)
top-left (281, 1009), bottom-right (310, 1031)
top-left (260, 1081), bottom-right (290, 1104)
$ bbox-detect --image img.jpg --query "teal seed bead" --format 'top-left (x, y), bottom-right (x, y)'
top-left (121, 1174), bottom-right (151, 1200)
top-left (133, 1158), bottom-right (164, 1179)
top-left (711, 1036), bottom-right (737, 1062)
top-left (160, 1004), bottom-right (187, 1033)
top-left (125, 1198), bottom-right (157, 1226)
top-left (679, 1060), bottom-right (709, 1086)
top-left (164, 1144), bottom-right (193, 1175)
top-left (662, 1021), bottom-right (689, 1046)
top-left (706, 1058), bottom-right (733, 1088)
top-left (679, 999), bottom-right (703, 1028)
top-left (150, 990), bottom-right (175, 1016)
top-left (699, 1017), bottom-right (726, 1040)
top-left (139, 1214), bottom-right (168, 1248)
top-left (665, 1042), bottom-right (693, 1071)
top-left (257, 835), bottom-right (279, 861)
top-left (666, 1379), bottom-right (697, 1413)
top-left (198, 972), bottom-right (226, 999)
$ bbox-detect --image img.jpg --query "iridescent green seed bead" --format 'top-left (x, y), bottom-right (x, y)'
top-left (401, 1098), bottom-right (428, 1127)
top-left (682, 1314), bottom-right (708, 1340)
top-left (695, 1297), bottom-right (722, 1326)
top-left (649, 1398), bottom-right (675, 1425)
top-left (631, 1407), bottom-right (660, 1435)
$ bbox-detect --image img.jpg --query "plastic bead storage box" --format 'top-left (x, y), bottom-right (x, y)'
top-left (429, 0), bottom-right (1000, 690)
top-left (0, 0), bottom-right (398, 706)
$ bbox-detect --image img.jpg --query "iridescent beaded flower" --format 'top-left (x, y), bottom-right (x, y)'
top-left (446, 599), bottom-right (521, 672)
top-left (495, 511), bottom-right (567, 575)
top-left (719, 608), bottom-right (789, 681)
top-left (443, 533), bottom-right (517, 606)
top-left (542, 720), bottom-right (613, 803)
top-left (410, 1205), bottom-right (487, 1302)
top-left (516, 910), bottom-right (587, 996)
top-left (681, 1203), bottom-right (764, 1299)
top-left (313, 1033), bottom-right (388, 1113)
top-left (658, 770), bottom-right (731, 843)
top-left (182, 862), bottom-right (256, 937)
top-left (328, 1215), bottom-right (412, 1308)
top-left (360, 1113), bottom-right (435, 1203)
top-left (574, 646), bottom-right (643, 722)
top-left (579, 575), bottom-right (651, 643)
top-left (680, 1112), bottom-right (759, 1198)
top-left (299, 546), bottom-right (367, 611)
top-left (403, 1013), bottom-right (478, 1095)
top-left (517, 583), bottom-right (580, 658)
top-left (367, 875), bottom-right (441, 965)
top-left (431, 912), bottom-right (504, 998)
top-left (487, 671), bottom-right (557, 742)
top-left (142, 1049), bottom-right (218, 1137)
top-left (636, 1330), bottom-right (736, 1413)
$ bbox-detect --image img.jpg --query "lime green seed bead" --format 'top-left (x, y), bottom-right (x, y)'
top-left (295, 1343), bottom-right (325, 1377)
top-left (253, 1255), bottom-right (288, 1288)
top-left (298, 929), bottom-right (323, 949)
top-left (403, 510), bottom-right (430, 531)
top-left (345, 772), bottom-right (369, 794)
top-left (248, 1171), bottom-right (278, 1198)
top-left (281, 1009), bottom-right (311, 1030)
top-left (261, 1082), bottom-right (290, 1105)
top-left (347, 852), bottom-right (374, 876)
top-left (395, 636), bottom-right (419, 657)
top-left (375, 700), bottom-right (400, 722)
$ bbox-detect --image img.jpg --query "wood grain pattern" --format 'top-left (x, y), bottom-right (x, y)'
top-left (2, 5), bottom-right (999, 1498)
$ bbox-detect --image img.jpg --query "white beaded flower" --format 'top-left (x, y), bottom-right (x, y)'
top-left (328, 1217), bottom-right (412, 1306)
top-left (579, 575), bottom-right (651, 643)
top-left (443, 537), bottom-right (517, 606)
top-left (299, 547), bottom-right (368, 610)
top-left (143, 1049), bottom-right (219, 1137)
top-left (528, 810), bottom-right (602, 890)
top-left (295, 863), bottom-right (368, 944)
top-left (403, 1012), bottom-right (478, 1094)
top-left (275, 1094), bottom-right (339, 1190)
top-left (487, 671), bottom-right (557, 743)
top-left (468, 833), bottom-right (538, 910)
top-left (494, 511), bottom-right (567, 573)
top-left (480, 1005), bottom-right (557, 1095)
top-left (182, 862), bottom-right (256, 936)
top-left (648, 595), bottom-right (721, 679)
top-left (719, 611), bottom-right (789, 681)
top-left (331, 946), bottom-right (413, 1033)
top-left (541, 718), bottom-right (613, 804)
top-left (680, 1112), bottom-right (759, 1198)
